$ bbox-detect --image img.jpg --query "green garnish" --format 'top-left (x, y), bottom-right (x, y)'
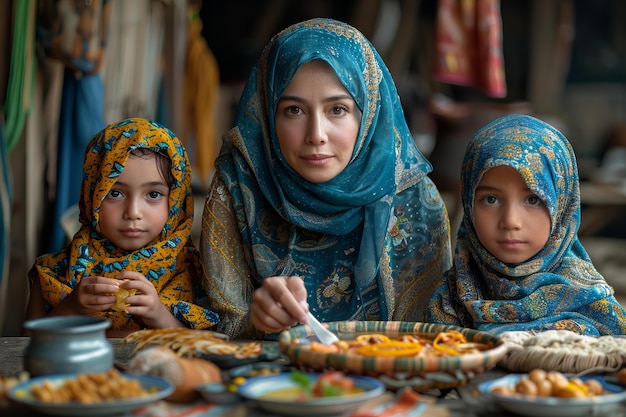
top-left (289, 370), bottom-right (312, 396)
top-left (319, 380), bottom-right (344, 397)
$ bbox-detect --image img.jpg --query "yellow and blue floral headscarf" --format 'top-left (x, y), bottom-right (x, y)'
top-left (217, 18), bottom-right (432, 291)
top-left (430, 114), bottom-right (626, 335)
top-left (30, 118), bottom-right (219, 330)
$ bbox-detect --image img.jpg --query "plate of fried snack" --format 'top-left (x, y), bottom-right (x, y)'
top-left (278, 321), bottom-right (508, 391)
top-left (123, 328), bottom-right (273, 368)
top-left (7, 368), bottom-right (173, 416)
top-left (478, 368), bottom-right (626, 417)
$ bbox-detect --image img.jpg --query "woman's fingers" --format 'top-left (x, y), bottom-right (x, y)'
top-left (251, 276), bottom-right (308, 332)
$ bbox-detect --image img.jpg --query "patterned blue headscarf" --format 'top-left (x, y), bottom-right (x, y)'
top-left (429, 114), bottom-right (626, 335)
top-left (218, 18), bottom-right (431, 289)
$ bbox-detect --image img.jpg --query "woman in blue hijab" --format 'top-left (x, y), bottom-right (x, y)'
top-left (199, 18), bottom-right (452, 339)
top-left (429, 114), bottom-right (626, 336)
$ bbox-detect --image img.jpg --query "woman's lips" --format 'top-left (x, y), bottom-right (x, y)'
top-left (301, 154), bottom-right (332, 165)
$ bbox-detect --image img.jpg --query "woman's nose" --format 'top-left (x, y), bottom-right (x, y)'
top-left (305, 114), bottom-right (328, 145)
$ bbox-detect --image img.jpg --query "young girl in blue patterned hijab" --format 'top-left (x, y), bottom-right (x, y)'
top-left (200, 18), bottom-right (452, 339)
top-left (429, 113), bottom-right (626, 335)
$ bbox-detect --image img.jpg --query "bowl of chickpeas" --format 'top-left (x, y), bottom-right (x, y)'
top-left (478, 369), bottom-right (626, 417)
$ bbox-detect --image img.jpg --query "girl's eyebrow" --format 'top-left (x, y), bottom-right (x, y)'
top-left (475, 184), bottom-right (532, 192)
top-left (113, 180), bottom-right (169, 188)
top-left (475, 184), bottom-right (499, 192)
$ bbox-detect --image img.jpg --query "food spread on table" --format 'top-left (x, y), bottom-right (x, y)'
top-left (5, 323), bottom-right (626, 416)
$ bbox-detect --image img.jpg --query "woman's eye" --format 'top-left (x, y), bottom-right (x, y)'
top-left (331, 105), bottom-right (347, 115)
top-left (287, 105), bottom-right (302, 115)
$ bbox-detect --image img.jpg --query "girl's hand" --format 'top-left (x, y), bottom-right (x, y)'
top-left (62, 276), bottom-right (119, 315)
top-left (250, 276), bottom-right (308, 333)
top-left (116, 271), bottom-right (184, 328)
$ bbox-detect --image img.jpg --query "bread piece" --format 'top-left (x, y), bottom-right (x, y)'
top-left (126, 346), bottom-right (222, 402)
top-left (110, 281), bottom-right (137, 313)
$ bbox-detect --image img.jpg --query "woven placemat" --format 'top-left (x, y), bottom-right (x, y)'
top-left (498, 330), bottom-right (626, 373)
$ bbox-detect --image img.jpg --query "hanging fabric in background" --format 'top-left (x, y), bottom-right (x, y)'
top-left (183, 0), bottom-right (220, 188)
top-left (433, 0), bottom-right (507, 98)
top-left (5, 0), bottom-right (36, 152)
top-left (0, 124), bottom-right (10, 317)
top-left (2, 0), bottom-right (35, 291)
top-left (37, 0), bottom-right (110, 253)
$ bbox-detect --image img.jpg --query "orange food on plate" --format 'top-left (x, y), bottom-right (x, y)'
top-left (490, 369), bottom-right (608, 398)
top-left (305, 331), bottom-right (491, 358)
top-left (312, 371), bottom-right (355, 397)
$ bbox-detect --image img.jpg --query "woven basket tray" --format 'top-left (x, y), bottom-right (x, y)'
top-left (278, 321), bottom-right (508, 391)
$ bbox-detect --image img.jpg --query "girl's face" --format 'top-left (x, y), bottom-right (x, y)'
top-left (98, 154), bottom-right (170, 251)
top-left (274, 60), bottom-right (361, 183)
top-left (472, 165), bottom-right (551, 264)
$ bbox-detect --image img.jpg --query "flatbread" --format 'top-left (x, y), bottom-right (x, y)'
top-left (498, 330), bottom-right (626, 373)
top-left (110, 285), bottom-right (137, 313)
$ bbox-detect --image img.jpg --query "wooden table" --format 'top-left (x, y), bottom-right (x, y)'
top-left (0, 336), bottom-right (614, 417)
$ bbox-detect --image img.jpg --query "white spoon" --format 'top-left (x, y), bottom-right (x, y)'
top-left (306, 311), bottom-right (339, 345)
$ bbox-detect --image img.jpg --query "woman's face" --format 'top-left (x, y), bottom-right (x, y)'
top-left (274, 60), bottom-right (361, 183)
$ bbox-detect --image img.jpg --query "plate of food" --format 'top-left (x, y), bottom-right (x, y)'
top-left (478, 371), bottom-right (626, 417)
top-left (237, 370), bottom-right (385, 416)
top-left (122, 328), bottom-right (273, 368)
top-left (7, 369), bottom-right (173, 416)
top-left (278, 321), bottom-right (508, 391)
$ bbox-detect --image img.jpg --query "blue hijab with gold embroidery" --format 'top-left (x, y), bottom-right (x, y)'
top-left (429, 114), bottom-right (626, 335)
top-left (218, 18), bottom-right (431, 288)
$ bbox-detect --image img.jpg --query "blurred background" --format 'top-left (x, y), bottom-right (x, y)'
top-left (1, 0), bottom-right (625, 336)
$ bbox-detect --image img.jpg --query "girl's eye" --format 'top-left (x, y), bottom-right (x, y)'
top-left (527, 195), bottom-right (542, 206)
top-left (107, 189), bottom-right (123, 199)
top-left (147, 191), bottom-right (165, 200)
top-left (483, 195), bottom-right (499, 206)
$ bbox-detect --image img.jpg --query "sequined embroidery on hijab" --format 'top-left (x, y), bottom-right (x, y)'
top-left (30, 118), bottom-right (219, 330)
top-left (217, 18), bottom-right (432, 290)
top-left (429, 113), bottom-right (626, 335)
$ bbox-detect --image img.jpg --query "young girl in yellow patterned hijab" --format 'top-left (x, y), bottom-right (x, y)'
top-left (26, 118), bottom-right (219, 335)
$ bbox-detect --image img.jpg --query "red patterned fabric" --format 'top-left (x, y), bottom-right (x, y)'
top-left (433, 0), bottom-right (507, 98)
